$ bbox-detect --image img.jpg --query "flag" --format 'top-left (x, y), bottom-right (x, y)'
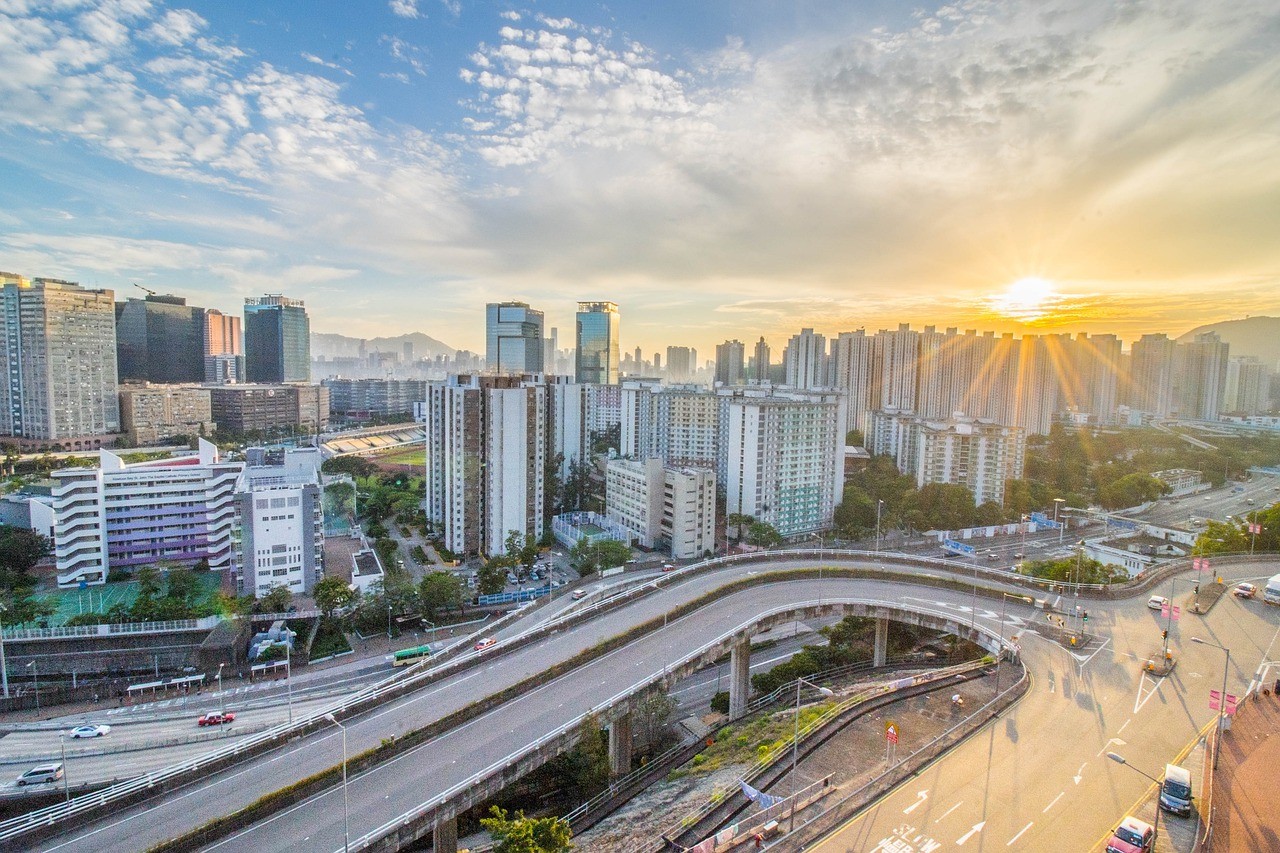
top-left (740, 780), bottom-right (784, 809)
top-left (1249, 523), bottom-right (1261, 535)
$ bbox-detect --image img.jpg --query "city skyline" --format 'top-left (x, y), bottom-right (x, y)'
top-left (2, 1), bottom-right (1277, 355)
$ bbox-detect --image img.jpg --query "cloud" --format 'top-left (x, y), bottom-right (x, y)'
top-left (300, 52), bottom-right (352, 76)
top-left (381, 33), bottom-right (428, 76)
top-left (388, 0), bottom-right (419, 20)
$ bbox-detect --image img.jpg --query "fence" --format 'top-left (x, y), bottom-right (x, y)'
top-left (1, 615), bottom-right (221, 641)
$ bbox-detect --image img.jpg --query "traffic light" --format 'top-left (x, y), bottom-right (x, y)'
top-left (1194, 584), bottom-right (1199, 595)
top-left (1162, 630), bottom-right (1168, 640)
top-left (1082, 611), bottom-right (1089, 623)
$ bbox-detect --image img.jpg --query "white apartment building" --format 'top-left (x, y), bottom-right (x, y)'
top-left (783, 328), bottom-right (827, 390)
top-left (723, 390), bottom-right (844, 538)
top-left (237, 447), bottom-right (324, 598)
top-left (606, 458), bottom-right (716, 558)
top-left (870, 412), bottom-right (1025, 507)
top-left (51, 438), bottom-right (242, 587)
top-left (484, 383), bottom-right (548, 556)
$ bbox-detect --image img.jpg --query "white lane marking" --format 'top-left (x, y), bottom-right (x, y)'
top-left (1097, 737), bottom-right (1127, 758)
top-left (1043, 792), bottom-right (1064, 813)
top-left (956, 821), bottom-right (985, 844)
top-left (1007, 822), bottom-right (1033, 845)
top-left (936, 801), bottom-right (963, 822)
top-left (1134, 671), bottom-right (1165, 714)
top-left (1118, 718), bottom-right (1130, 734)
top-left (902, 789), bottom-right (928, 814)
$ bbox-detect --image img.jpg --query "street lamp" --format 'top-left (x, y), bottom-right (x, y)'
top-left (874, 499), bottom-right (885, 553)
top-left (995, 593), bottom-right (1032, 694)
top-left (1191, 637), bottom-right (1232, 769)
top-left (25, 660), bottom-right (38, 713)
top-left (284, 639), bottom-right (294, 725)
top-left (216, 663), bottom-right (226, 717)
top-left (59, 732), bottom-right (69, 802)
top-left (386, 605), bottom-right (392, 640)
top-left (790, 676), bottom-right (834, 832)
top-left (1106, 753), bottom-right (1161, 846)
top-left (324, 713), bottom-right (350, 853)
top-left (1053, 498), bottom-right (1066, 544)
top-left (0, 602), bottom-right (8, 699)
top-left (1020, 514), bottom-right (1028, 568)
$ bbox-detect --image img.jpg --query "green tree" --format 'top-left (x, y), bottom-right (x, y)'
top-left (419, 571), bottom-right (463, 620)
top-left (0, 525), bottom-right (52, 591)
top-left (505, 530), bottom-right (540, 574)
top-left (1097, 472), bottom-right (1168, 510)
top-left (314, 576), bottom-right (355, 618)
top-left (746, 521), bottom-right (783, 548)
top-left (480, 806), bottom-right (573, 853)
top-left (569, 538), bottom-right (631, 576)
top-left (164, 567), bottom-right (201, 608)
top-left (258, 584), bottom-right (293, 613)
top-left (478, 560), bottom-right (509, 596)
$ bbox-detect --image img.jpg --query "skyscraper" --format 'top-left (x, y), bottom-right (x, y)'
top-left (486, 301), bottom-right (545, 373)
top-left (1126, 333), bottom-right (1177, 417)
top-left (783, 328), bottom-right (827, 389)
top-left (115, 294), bottom-right (204, 384)
top-left (1175, 332), bottom-right (1229, 421)
top-left (575, 301), bottom-right (620, 384)
top-left (0, 274), bottom-right (119, 442)
top-left (666, 346), bottom-right (693, 381)
top-left (244, 295), bottom-right (310, 383)
top-left (201, 308), bottom-right (243, 382)
top-left (715, 339), bottom-right (745, 385)
top-left (751, 337), bottom-right (770, 382)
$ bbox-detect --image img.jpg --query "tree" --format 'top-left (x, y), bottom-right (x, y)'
top-left (0, 525), bottom-right (51, 591)
top-left (569, 538), bottom-right (631, 576)
top-left (258, 584), bottom-right (293, 613)
top-left (419, 572), bottom-right (463, 620)
top-left (480, 806), bottom-right (573, 853)
top-left (477, 560), bottom-right (509, 596)
top-left (746, 521), bottom-right (783, 548)
top-left (505, 531), bottom-right (540, 575)
top-left (164, 567), bottom-right (202, 608)
top-left (314, 576), bottom-right (355, 618)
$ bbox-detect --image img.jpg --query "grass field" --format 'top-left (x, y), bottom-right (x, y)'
top-left (48, 572), bottom-right (222, 626)
top-left (371, 445), bottom-right (426, 467)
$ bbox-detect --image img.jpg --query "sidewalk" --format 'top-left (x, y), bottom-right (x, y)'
top-left (1211, 689), bottom-right (1280, 851)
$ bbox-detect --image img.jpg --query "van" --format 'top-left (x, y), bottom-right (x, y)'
top-left (1159, 763), bottom-right (1193, 816)
top-left (16, 763), bottom-right (63, 786)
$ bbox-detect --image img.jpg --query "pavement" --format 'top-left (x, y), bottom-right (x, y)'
top-left (1209, 688), bottom-right (1280, 852)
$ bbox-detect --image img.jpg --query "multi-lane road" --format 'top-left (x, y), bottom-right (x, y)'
top-left (19, 548), bottom-right (1279, 853)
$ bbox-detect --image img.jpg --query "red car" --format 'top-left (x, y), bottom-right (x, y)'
top-left (197, 711), bottom-right (235, 727)
top-left (474, 636), bottom-right (496, 651)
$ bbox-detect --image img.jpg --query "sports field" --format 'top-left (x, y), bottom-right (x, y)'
top-left (48, 572), bottom-right (222, 626)
top-left (371, 445), bottom-right (426, 467)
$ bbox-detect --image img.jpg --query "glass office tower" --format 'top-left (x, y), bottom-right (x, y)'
top-left (575, 301), bottom-right (620, 385)
top-left (244, 295), bottom-right (310, 383)
top-left (485, 302), bottom-right (545, 373)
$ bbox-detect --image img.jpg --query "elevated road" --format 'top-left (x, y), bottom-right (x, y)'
top-left (22, 554), bottom-right (1280, 853)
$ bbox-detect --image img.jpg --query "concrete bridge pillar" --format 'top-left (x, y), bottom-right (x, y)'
top-left (729, 638), bottom-right (751, 720)
top-left (873, 617), bottom-right (889, 667)
top-left (433, 816), bottom-right (458, 853)
top-left (608, 712), bottom-right (633, 777)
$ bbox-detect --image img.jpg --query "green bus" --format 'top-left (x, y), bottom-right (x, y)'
top-left (392, 644), bottom-right (432, 667)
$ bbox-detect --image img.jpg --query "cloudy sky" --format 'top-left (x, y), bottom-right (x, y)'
top-left (1, 0), bottom-right (1276, 355)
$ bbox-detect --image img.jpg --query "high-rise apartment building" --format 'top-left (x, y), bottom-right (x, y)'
top-left (486, 302), bottom-right (545, 374)
top-left (1126, 333), bottom-right (1177, 417)
top-left (1224, 357), bottom-right (1270, 414)
top-left (207, 384), bottom-right (329, 434)
top-left (0, 274), bottom-right (119, 443)
top-left (1175, 332), bottom-right (1229, 421)
top-left (751, 337), bottom-right (771, 383)
top-left (118, 385), bottom-right (215, 445)
top-left (722, 390), bottom-right (844, 537)
top-left (869, 412), bottom-right (1024, 506)
top-left (244, 295), bottom-right (310, 383)
top-left (323, 378), bottom-right (428, 421)
top-left (202, 308), bottom-right (243, 383)
top-left (115, 294), bottom-right (205, 384)
top-left (575, 301), bottom-right (620, 384)
top-left (715, 339), bottom-right (746, 386)
top-left (783, 328), bottom-right (827, 390)
top-left (872, 324), bottom-right (920, 412)
top-left (832, 330), bottom-right (873, 437)
top-left (665, 346), bottom-right (694, 382)
top-left (51, 439), bottom-right (241, 587)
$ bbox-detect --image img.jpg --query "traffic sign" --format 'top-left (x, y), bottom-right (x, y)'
top-left (885, 720), bottom-right (899, 744)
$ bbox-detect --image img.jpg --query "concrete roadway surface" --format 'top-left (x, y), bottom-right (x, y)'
top-left (25, 555), bottom-right (1277, 853)
top-left (808, 571), bottom-right (1280, 853)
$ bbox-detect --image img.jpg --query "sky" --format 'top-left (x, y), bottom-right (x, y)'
top-left (1, 0), bottom-right (1277, 356)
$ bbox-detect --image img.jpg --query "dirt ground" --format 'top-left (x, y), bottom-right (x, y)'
top-left (1211, 689), bottom-right (1280, 852)
top-left (575, 670), bottom-right (997, 852)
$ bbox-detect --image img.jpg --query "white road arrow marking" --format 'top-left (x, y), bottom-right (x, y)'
top-left (1074, 763), bottom-right (1086, 785)
top-left (903, 789), bottom-right (929, 814)
top-left (1097, 737), bottom-right (1126, 757)
top-left (957, 822), bottom-right (985, 844)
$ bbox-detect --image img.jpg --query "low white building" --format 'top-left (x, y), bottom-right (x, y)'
top-left (606, 458), bottom-right (716, 558)
top-left (236, 447), bottom-right (325, 598)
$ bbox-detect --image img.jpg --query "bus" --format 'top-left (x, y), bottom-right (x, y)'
top-left (392, 644), bottom-right (432, 667)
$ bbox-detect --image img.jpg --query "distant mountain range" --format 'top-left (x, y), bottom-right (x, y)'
top-left (311, 331), bottom-right (458, 360)
top-left (1176, 316), bottom-right (1280, 366)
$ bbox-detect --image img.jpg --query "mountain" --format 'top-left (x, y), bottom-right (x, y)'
top-left (311, 331), bottom-right (458, 360)
top-left (1176, 316), bottom-right (1280, 366)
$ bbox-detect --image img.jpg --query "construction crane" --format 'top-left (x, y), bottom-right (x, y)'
top-left (132, 281), bottom-right (157, 296)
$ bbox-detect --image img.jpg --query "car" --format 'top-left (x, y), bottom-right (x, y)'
top-left (1012, 552), bottom-right (1025, 560)
top-left (1147, 595), bottom-right (1169, 611)
top-left (197, 712), bottom-right (235, 727)
top-left (661, 563), bottom-right (676, 572)
top-left (571, 589), bottom-right (588, 600)
top-left (16, 763), bottom-right (63, 787)
top-left (1233, 582), bottom-right (1257, 599)
top-left (1105, 816), bottom-right (1154, 853)
top-left (474, 636), bottom-right (496, 651)
top-left (68, 724), bottom-right (110, 739)
top-left (985, 551), bottom-right (999, 561)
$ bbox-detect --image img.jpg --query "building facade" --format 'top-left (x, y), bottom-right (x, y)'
top-left (575, 301), bottom-right (620, 385)
top-left (118, 385), bottom-right (215, 445)
top-left (324, 378), bottom-right (428, 421)
top-left (244, 295), bottom-right (310, 383)
top-left (237, 447), bottom-right (325, 597)
top-left (715, 339), bottom-right (746, 386)
top-left (486, 302), bottom-right (545, 374)
top-left (605, 458), bottom-right (715, 558)
top-left (870, 412), bottom-right (1025, 507)
top-left (207, 384), bottom-right (329, 435)
top-left (115, 294), bottom-right (205, 384)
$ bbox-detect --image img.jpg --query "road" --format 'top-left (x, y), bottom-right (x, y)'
top-left (20, 553), bottom-right (1278, 853)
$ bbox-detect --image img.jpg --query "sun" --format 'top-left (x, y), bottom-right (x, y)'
top-left (991, 276), bottom-right (1057, 321)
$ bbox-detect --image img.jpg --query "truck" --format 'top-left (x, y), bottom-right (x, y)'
top-left (1265, 573), bottom-right (1280, 605)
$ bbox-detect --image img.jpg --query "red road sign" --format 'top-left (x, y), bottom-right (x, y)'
top-left (885, 721), bottom-right (899, 744)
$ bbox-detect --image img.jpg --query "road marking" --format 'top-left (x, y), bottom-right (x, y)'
top-left (956, 821), bottom-right (985, 844)
top-left (1073, 763), bottom-right (1086, 785)
top-left (1118, 718), bottom-right (1130, 734)
top-left (1097, 737), bottom-right (1126, 757)
top-left (1043, 792), bottom-right (1063, 812)
top-left (1007, 822), bottom-right (1033, 845)
top-left (936, 801), bottom-right (963, 821)
top-left (903, 789), bottom-right (928, 814)
top-left (1133, 671), bottom-right (1165, 714)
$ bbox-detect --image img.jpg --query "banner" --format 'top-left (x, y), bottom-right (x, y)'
top-left (740, 780), bottom-right (784, 809)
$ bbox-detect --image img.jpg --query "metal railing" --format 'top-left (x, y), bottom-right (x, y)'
top-left (1, 615), bottom-right (221, 641)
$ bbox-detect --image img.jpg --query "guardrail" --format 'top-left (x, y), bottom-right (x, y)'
top-left (1, 615), bottom-right (222, 641)
top-left (0, 548), bottom-right (1258, 847)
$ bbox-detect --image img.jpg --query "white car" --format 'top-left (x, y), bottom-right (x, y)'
top-left (69, 724), bottom-right (111, 739)
top-left (1147, 595), bottom-right (1169, 611)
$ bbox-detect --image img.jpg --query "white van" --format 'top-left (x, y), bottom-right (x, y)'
top-left (1265, 573), bottom-right (1280, 605)
top-left (1159, 763), bottom-right (1193, 816)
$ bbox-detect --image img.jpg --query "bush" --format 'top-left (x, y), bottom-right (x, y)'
top-left (310, 618), bottom-right (352, 661)
top-left (710, 691), bottom-right (730, 714)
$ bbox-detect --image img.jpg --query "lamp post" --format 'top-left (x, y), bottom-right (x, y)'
top-left (995, 593), bottom-right (1032, 695)
top-left (216, 663), bottom-right (226, 717)
top-left (59, 732), bottom-right (69, 802)
top-left (874, 499), bottom-right (884, 553)
top-left (284, 639), bottom-right (294, 725)
top-left (790, 676), bottom-right (834, 832)
top-left (0, 602), bottom-right (8, 699)
top-left (386, 605), bottom-right (392, 640)
top-left (1192, 637), bottom-right (1231, 769)
top-left (26, 660), bottom-right (38, 713)
top-left (1020, 514), bottom-right (1028, 570)
top-left (1106, 753), bottom-right (1161, 846)
top-left (1053, 498), bottom-right (1066, 544)
top-left (324, 714), bottom-right (350, 853)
